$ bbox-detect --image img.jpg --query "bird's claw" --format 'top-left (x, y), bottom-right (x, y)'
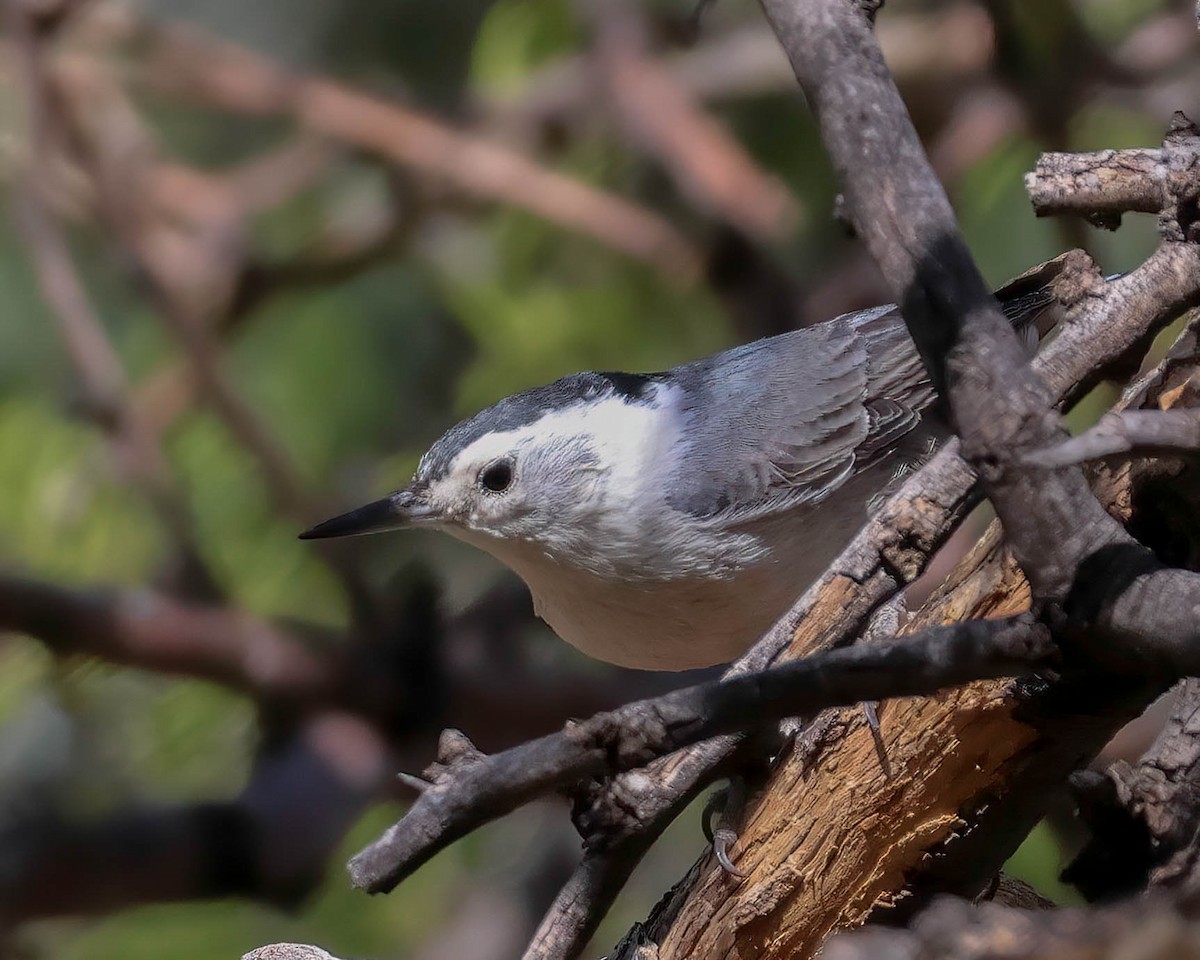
top-left (703, 775), bottom-right (752, 879)
top-left (712, 827), bottom-right (747, 878)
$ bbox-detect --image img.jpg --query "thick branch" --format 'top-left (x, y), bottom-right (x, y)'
top-left (1026, 113), bottom-right (1200, 236)
top-left (761, 0), bottom-right (1131, 605)
top-left (1027, 147), bottom-right (1170, 226)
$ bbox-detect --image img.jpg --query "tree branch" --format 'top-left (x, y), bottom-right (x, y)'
top-left (1027, 409), bottom-right (1200, 467)
top-left (1066, 677), bottom-right (1200, 901)
top-left (1026, 112), bottom-right (1200, 232)
top-left (347, 613), bottom-right (1053, 894)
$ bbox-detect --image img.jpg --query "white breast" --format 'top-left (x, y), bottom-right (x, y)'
top-left (466, 503), bottom-right (838, 669)
top-left (479, 464), bottom-right (892, 669)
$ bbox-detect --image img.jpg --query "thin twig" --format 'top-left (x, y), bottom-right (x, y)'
top-left (47, 50), bottom-right (334, 529)
top-left (579, 0), bottom-right (801, 240)
top-left (1026, 409), bottom-right (1200, 467)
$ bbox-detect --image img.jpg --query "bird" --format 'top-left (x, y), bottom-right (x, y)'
top-left (301, 265), bottom-right (1061, 672)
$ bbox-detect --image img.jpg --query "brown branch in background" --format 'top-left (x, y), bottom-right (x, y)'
top-left (62, 83), bottom-right (320, 523)
top-left (0, 571), bottom-right (683, 756)
top-left (0, 711), bottom-right (388, 924)
top-left (135, 160), bottom-right (414, 439)
top-left (578, 0), bottom-right (800, 240)
top-left (152, 137), bottom-right (338, 227)
top-left (10, 7), bottom-right (319, 527)
top-left (3, 0), bottom-right (219, 594)
top-left (125, 17), bottom-right (701, 279)
top-left (488, 5), bottom-right (997, 140)
top-left (0, 573), bottom-right (337, 703)
top-left (44, 51), bottom-right (372, 602)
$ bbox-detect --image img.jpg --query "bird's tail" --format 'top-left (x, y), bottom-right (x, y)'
top-left (992, 252), bottom-right (1081, 346)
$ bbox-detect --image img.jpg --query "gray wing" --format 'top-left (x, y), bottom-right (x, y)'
top-left (663, 257), bottom-right (1063, 521)
top-left (665, 305), bottom-right (936, 520)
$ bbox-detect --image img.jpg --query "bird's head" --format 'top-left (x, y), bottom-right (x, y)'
top-left (300, 372), bottom-right (669, 567)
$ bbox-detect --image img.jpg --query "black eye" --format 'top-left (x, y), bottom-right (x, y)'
top-left (479, 458), bottom-right (514, 493)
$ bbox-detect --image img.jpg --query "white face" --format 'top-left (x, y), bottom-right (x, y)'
top-left (418, 394), bottom-right (675, 567)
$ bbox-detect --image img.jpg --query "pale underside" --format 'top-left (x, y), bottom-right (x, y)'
top-left (452, 465), bottom-right (918, 669)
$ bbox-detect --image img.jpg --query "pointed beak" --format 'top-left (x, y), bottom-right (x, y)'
top-left (299, 488), bottom-right (437, 540)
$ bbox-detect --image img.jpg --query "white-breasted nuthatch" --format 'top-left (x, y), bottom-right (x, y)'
top-left (301, 269), bottom-right (1059, 671)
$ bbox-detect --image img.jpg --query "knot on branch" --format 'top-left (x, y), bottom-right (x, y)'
top-left (1046, 249), bottom-right (1107, 311)
top-left (570, 704), bottom-right (676, 772)
top-left (397, 729), bottom-right (486, 795)
top-left (1161, 112), bottom-right (1200, 244)
top-left (571, 771), bottom-right (662, 850)
top-left (426, 728), bottom-right (485, 778)
top-left (857, 0), bottom-right (885, 22)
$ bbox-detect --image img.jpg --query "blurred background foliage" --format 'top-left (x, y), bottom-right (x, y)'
top-left (0, 0), bottom-right (1194, 956)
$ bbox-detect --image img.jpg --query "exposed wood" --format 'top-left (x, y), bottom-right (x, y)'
top-left (630, 314), bottom-right (1200, 960)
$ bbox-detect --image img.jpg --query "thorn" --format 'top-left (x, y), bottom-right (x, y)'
top-left (397, 771), bottom-right (431, 793)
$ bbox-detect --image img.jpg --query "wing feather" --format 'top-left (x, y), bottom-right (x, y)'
top-left (663, 259), bottom-right (1064, 521)
top-left (666, 305), bottom-right (935, 520)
